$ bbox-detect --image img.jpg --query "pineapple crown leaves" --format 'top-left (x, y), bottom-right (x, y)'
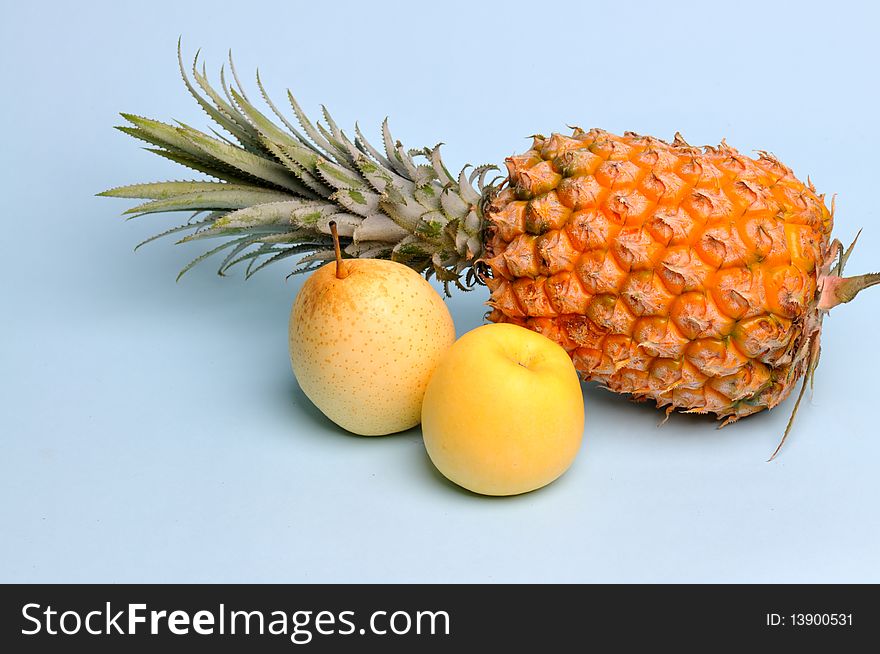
top-left (100, 41), bottom-right (495, 293)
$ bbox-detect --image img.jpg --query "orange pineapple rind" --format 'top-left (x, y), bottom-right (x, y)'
top-left (483, 129), bottom-right (878, 457)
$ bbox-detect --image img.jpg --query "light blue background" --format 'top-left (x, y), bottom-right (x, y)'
top-left (2, 0), bottom-right (878, 583)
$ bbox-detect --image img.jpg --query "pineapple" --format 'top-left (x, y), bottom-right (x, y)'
top-left (101, 48), bottom-right (879, 457)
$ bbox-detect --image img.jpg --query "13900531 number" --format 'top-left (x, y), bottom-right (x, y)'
top-left (790, 613), bottom-right (852, 626)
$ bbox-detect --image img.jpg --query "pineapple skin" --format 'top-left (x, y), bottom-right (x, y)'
top-left (483, 129), bottom-right (834, 421)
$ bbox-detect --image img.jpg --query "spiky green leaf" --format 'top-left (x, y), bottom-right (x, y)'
top-left (105, 46), bottom-right (490, 291)
top-left (176, 126), bottom-right (309, 194)
top-left (124, 188), bottom-right (294, 216)
top-left (100, 181), bottom-right (257, 200)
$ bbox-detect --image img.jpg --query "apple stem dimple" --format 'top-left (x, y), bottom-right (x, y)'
top-left (329, 221), bottom-right (348, 280)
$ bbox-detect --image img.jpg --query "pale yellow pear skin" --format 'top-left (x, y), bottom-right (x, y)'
top-left (421, 323), bottom-right (585, 496)
top-left (289, 258), bottom-right (456, 436)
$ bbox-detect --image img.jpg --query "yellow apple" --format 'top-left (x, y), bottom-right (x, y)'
top-left (421, 323), bottom-right (585, 495)
top-left (289, 256), bottom-right (455, 436)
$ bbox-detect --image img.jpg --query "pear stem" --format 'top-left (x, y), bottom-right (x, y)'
top-left (329, 221), bottom-right (347, 279)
